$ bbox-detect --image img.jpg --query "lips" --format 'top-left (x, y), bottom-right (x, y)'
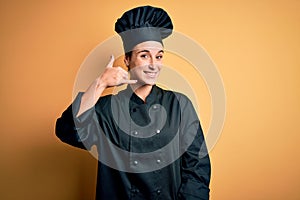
top-left (144, 71), bottom-right (158, 78)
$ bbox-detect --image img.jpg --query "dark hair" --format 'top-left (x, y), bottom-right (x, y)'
top-left (125, 51), bottom-right (132, 59)
top-left (124, 51), bottom-right (132, 70)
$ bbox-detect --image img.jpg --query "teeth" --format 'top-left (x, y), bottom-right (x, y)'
top-left (144, 71), bottom-right (156, 74)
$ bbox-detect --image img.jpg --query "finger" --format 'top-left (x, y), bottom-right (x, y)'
top-left (121, 71), bottom-right (129, 79)
top-left (121, 79), bottom-right (138, 84)
top-left (118, 66), bottom-right (128, 73)
top-left (118, 67), bottom-right (131, 79)
top-left (106, 55), bottom-right (115, 68)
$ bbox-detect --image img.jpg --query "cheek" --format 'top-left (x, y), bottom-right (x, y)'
top-left (133, 58), bottom-right (148, 67)
top-left (156, 63), bottom-right (163, 71)
top-left (129, 65), bottom-right (143, 76)
top-left (134, 61), bottom-right (144, 67)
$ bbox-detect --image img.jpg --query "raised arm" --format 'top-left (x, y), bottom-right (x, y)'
top-left (55, 55), bottom-right (137, 149)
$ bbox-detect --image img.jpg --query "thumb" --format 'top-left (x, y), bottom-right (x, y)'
top-left (106, 55), bottom-right (115, 68)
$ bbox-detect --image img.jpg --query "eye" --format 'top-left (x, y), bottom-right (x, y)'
top-left (156, 55), bottom-right (163, 60)
top-left (140, 54), bottom-right (148, 59)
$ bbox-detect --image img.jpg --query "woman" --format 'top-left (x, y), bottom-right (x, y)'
top-left (56, 5), bottom-right (211, 200)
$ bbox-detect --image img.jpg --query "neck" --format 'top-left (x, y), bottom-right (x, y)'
top-left (130, 84), bottom-right (153, 102)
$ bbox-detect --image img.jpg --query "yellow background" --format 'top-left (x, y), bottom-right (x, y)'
top-left (1, 0), bottom-right (299, 199)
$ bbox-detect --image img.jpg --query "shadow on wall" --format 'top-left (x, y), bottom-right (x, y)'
top-left (0, 131), bottom-right (97, 200)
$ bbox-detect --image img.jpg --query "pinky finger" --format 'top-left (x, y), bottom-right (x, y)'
top-left (122, 79), bottom-right (138, 84)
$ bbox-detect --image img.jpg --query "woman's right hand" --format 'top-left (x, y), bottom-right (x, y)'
top-left (77, 55), bottom-right (137, 117)
top-left (98, 55), bottom-right (137, 89)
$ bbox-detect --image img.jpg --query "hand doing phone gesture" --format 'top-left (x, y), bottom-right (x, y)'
top-left (77, 55), bottom-right (137, 117)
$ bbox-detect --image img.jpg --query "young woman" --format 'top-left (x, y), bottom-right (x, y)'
top-left (56, 5), bottom-right (211, 200)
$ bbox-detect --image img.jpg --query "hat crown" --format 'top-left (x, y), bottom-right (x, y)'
top-left (115, 5), bottom-right (173, 35)
top-left (115, 5), bottom-right (173, 52)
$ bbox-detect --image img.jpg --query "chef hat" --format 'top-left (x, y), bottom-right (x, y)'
top-left (115, 5), bottom-right (173, 53)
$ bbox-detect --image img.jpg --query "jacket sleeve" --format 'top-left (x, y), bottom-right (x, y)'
top-left (177, 95), bottom-right (211, 200)
top-left (55, 92), bottom-right (99, 150)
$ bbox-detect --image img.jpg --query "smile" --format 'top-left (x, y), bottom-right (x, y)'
top-left (144, 71), bottom-right (158, 77)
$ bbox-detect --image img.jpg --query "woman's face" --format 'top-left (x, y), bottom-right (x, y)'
top-left (125, 41), bottom-right (164, 86)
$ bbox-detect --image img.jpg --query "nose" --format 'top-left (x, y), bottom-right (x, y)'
top-left (148, 63), bottom-right (155, 70)
top-left (148, 57), bottom-right (158, 70)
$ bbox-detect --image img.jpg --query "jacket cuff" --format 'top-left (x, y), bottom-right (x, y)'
top-left (178, 179), bottom-right (210, 200)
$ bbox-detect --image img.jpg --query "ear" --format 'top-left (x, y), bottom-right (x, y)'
top-left (124, 56), bottom-right (130, 67)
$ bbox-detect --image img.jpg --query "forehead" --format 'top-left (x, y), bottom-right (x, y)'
top-left (132, 41), bottom-right (164, 52)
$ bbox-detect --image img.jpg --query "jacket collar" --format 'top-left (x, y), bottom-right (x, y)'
top-left (122, 85), bottom-right (159, 105)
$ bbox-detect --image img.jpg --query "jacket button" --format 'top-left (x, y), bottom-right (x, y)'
top-left (133, 160), bottom-right (138, 165)
top-left (132, 131), bottom-right (138, 135)
top-left (157, 189), bottom-right (161, 194)
top-left (156, 129), bottom-right (160, 134)
top-left (132, 189), bottom-right (139, 193)
top-left (156, 159), bottom-right (161, 164)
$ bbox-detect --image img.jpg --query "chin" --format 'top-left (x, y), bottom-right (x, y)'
top-left (144, 80), bottom-right (157, 86)
top-left (134, 76), bottom-right (158, 86)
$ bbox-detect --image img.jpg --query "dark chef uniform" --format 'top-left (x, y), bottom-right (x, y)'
top-left (55, 5), bottom-right (211, 200)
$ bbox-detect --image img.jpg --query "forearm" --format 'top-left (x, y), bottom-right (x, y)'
top-left (77, 78), bottom-right (107, 117)
top-left (178, 130), bottom-right (211, 200)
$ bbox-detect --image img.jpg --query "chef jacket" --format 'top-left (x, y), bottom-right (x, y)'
top-left (56, 85), bottom-right (211, 200)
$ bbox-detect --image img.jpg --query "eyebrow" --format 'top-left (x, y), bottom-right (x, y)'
top-left (136, 49), bottom-right (164, 54)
